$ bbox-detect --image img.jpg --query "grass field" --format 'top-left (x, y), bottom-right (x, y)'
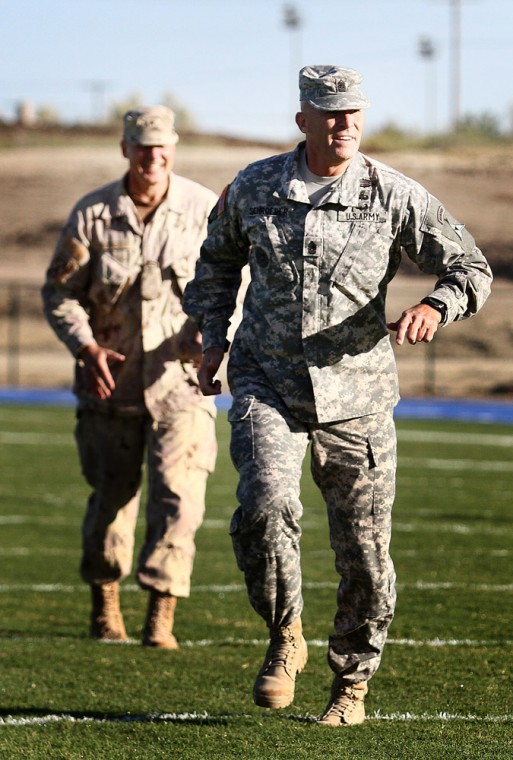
top-left (0, 404), bottom-right (512, 759)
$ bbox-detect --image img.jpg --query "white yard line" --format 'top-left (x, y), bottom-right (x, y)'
top-left (0, 709), bottom-right (511, 727)
top-left (0, 545), bottom-right (509, 558)
top-left (2, 428), bottom-right (513, 448)
top-left (0, 580), bottom-right (511, 594)
top-left (400, 456), bottom-right (513, 472)
top-left (0, 431), bottom-right (72, 445)
top-left (398, 430), bottom-right (513, 447)
top-left (0, 514), bottom-right (510, 537)
top-left (1, 634), bottom-right (511, 649)
top-left (0, 547), bottom-right (76, 556)
top-left (0, 580), bottom-right (511, 593)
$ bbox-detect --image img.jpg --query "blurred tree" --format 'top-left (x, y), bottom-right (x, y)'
top-left (106, 91), bottom-right (196, 131)
top-left (107, 92), bottom-right (145, 124)
top-left (455, 111), bottom-right (503, 139)
top-left (36, 105), bottom-right (60, 126)
top-left (161, 92), bottom-right (196, 131)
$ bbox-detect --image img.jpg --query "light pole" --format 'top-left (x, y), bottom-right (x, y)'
top-left (449, 0), bottom-right (462, 129)
top-left (84, 80), bottom-right (109, 124)
top-left (436, 0), bottom-right (478, 131)
top-left (283, 4), bottom-right (302, 135)
top-left (418, 36), bottom-right (437, 134)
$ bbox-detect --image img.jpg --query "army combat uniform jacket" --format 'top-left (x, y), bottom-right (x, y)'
top-left (43, 174), bottom-right (218, 423)
top-left (184, 143), bottom-right (492, 423)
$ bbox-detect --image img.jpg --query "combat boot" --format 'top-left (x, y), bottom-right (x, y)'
top-left (317, 677), bottom-right (368, 726)
top-left (90, 581), bottom-right (128, 641)
top-left (253, 618), bottom-right (308, 709)
top-left (142, 590), bottom-right (179, 649)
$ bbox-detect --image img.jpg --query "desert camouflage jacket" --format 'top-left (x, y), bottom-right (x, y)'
top-left (183, 143), bottom-right (492, 423)
top-left (42, 173), bottom-right (217, 422)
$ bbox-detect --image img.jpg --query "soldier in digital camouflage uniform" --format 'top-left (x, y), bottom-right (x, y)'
top-left (183, 65), bottom-right (492, 724)
top-left (42, 105), bottom-right (218, 649)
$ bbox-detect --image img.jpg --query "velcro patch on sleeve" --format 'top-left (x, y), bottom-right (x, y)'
top-left (422, 195), bottom-right (475, 252)
top-left (208, 184), bottom-right (230, 224)
top-left (47, 236), bottom-right (90, 284)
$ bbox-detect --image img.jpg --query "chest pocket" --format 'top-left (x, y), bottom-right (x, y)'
top-left (248, 217), bottom-right (301, 295)
top-left (91, 247), bottom-right (141, 306)
top-left (330, 221), bottom-right (391, 287)
top-left (166, 257), bottom-right (192, 299)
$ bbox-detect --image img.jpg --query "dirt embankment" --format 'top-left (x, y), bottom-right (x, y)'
top-left (0, 139), bottom-right (512, 398)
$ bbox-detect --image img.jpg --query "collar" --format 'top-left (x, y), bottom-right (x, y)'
top-left (100, 174), bottom-right (185, 229)
top-left (273, 142), bottom-right (371, 208)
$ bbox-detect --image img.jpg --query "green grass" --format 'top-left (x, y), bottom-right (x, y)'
top-left (0, 405), bottom-right (512, 759)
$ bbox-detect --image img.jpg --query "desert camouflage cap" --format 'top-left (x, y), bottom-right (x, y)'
top-left (123, 105), bottom-right (179, 146)
top-left (299, 65), bottom-right (370, 111)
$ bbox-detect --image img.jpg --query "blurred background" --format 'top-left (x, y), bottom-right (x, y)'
top-left (2, 0), bottom-right (513, 142)
top-left (1, 0), bottom-right (512, 399)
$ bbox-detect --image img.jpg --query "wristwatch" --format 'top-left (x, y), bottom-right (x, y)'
top-left (421, 297), bottom-right (448, 325)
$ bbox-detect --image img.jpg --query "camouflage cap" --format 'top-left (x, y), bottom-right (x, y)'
top-left (299, 65), bottom-right (370, 111)
top-left (122, 105), bottom-right (179, 146)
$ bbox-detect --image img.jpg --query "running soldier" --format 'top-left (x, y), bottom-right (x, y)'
top-left (183, 66), bottom-right (492, 724)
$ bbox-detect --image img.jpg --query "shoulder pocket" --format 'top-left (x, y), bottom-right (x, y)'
top-left (421, 196), bottom-right (475, 253)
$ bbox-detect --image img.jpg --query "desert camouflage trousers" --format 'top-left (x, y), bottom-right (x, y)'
top-left (228, 392), bottom-right (397, 683)
top-left (75, 405), bottom-right (216, 597)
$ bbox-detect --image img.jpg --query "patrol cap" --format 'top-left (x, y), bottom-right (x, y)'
top-left (122, 105), bottom-right (179, 146)
top-left (299, 65), bottom-right (370, 111)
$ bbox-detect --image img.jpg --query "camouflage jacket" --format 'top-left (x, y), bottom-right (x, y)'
top-left (183, 143), bottom-right (492, 423)
top-left (42, 173), bottom-right (217, 422)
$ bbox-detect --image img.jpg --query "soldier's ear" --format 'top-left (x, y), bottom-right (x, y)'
top-left (295, 112), bottom-right (307, 134)
top-left (121, 140), bottom-right (129, 158)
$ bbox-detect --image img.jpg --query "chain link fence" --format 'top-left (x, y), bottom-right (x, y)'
top-left (0, 278), bottom-right (451, 397)
top-left (1, 278), bottom-right (511, 398)
top-left (0, 280), bottom-right (73, 388)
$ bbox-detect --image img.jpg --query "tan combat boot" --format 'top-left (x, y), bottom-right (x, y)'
top-left (90, 581), bottom-right (128, 641)
top-left (142, 590), bottom-right (179, 649)
top-left (317, 677), bottom-right (368, 726)
top-left (253, 618), bottom-right (308, 709)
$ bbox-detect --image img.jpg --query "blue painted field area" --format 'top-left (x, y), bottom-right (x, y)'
top-left (1, 386), bottom-right (513, 425)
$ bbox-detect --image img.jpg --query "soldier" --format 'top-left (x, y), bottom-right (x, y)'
top-left (183, 65), bottom-right (493, 724)
top-left (42, 106), bottom-right (218, 649)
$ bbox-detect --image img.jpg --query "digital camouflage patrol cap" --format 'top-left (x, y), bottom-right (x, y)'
top-left (122, 105), bottom-right (179, 146)
top-left (299, 65), bottom-right (370, 111)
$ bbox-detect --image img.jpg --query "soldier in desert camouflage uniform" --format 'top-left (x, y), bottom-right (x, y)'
top-left (42, 106), bottom-right (218, 649)
top-left (183, 66), bottom-right (492, 724)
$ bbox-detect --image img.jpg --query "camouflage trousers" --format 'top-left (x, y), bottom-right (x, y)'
top-left (75, 405), bottom-right (216, 597)
top-left (228, 392), bottom-right (397, 683)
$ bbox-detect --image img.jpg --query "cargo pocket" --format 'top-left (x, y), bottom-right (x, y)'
top-left (228, 506), bottom-right (246, 571)
top-left (227, 395), bottom-right (256, 469)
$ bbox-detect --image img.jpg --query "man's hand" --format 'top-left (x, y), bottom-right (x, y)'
top-left (387, 303), bottom-right (442, 346)
top-left (177, 318), bottom-right (203, 367)
top-left (197, 346), bottom-right (225, 396)
top-left (78, 343), bottom-right (125, 399)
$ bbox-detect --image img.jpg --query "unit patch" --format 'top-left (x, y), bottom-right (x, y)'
top-left (424, 195), bottom-right (474, 252)
top-left (208, 184), bottom-right (230, 223)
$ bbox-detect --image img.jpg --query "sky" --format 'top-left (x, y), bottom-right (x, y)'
top-left (1, 0), bottom-right (512, 143)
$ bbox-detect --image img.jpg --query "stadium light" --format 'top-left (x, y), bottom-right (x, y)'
top-left (83, 80), bottom-right (110, 125)
top-left (282, 4), bottom-right (303, 134)
top-left (418, 36), bottom-right (437, 133)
